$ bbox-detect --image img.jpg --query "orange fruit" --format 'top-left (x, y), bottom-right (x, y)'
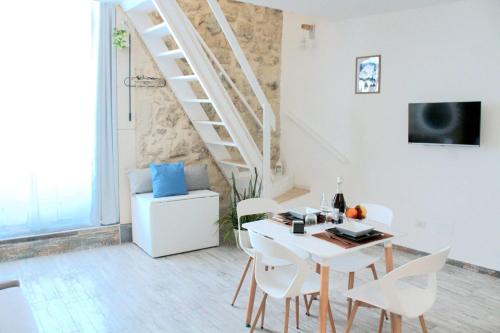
top-left (346, 207), bottom-right (358, 219)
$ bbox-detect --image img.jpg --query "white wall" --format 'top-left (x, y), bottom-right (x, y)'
top-left (280, 0), bottom-right (500, 270)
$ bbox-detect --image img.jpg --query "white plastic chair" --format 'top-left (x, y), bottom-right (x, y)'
top-left (248, 230), bottom-right (337, 333)
top-left (232, 198), bottom-right (302, 306)
top-left (309, 203), bottom-right (393, 319)
top-left (344, 247), bottom-right (451, 333)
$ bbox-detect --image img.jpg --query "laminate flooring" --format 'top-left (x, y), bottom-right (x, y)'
top-left (0, 243), bottom-right (498, 333)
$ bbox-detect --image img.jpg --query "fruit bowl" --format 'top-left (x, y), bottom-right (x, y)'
top-left (345, 205), bottom-right (367, 220)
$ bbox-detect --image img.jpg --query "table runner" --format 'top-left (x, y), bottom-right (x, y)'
top-left (312, 230), bottom-right (393, 249)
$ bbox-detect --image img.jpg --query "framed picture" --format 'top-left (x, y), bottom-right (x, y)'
top-left (355, 55), bottom-right (381, 94)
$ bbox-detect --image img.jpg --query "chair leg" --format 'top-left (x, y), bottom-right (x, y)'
top-left (261, 296), bottom-right (266, 329)
top-left (249, 293), bottom-right (268, 333)
top-left (344, 300), bottom-right (360, 333)
top-left (231, 256), bottom-right (252, 306)
top-left (305, 292), bottom-right (317, 315)
top-left (346, 272), bottom-right (355, 320)
top-left (369, 263), bottom-right (379, 280)
top-left (327, 301), bottom-right (337, 333)
top-left (419, 315), bottom-right (429, 333)
top-left (284, 297), bottom-right (291, 333)
top-left (295, 296), bottom-right (300, 329)
top-left (304, 295), bottom-right (311, 316)
top-left (377, 310), bottom-right (385, 333)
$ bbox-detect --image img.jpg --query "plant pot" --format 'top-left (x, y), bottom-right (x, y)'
top-left (234, 228), bottom-right (252, 250)
top-left (233, 229), bottom-right (239, 247)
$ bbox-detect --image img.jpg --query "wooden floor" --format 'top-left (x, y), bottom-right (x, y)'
top-left (0, 244), bottom-right (498, 333)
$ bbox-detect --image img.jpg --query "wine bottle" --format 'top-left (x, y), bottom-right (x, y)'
top-left (332, 177), bottom-right (347, 214)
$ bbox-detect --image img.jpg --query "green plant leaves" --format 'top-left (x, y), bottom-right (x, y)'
top-left (218, 168), bottom-right (264, 244)
top-left (112, 28), bottom-right (128, 49)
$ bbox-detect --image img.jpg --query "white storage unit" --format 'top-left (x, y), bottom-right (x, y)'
top-left (131, 190), bottom-right (219, 257)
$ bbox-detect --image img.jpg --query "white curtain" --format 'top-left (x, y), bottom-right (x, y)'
top-left (91, 2), bottom-right (119, 226)
top-left (0, 1), bottom-right (119, 236)
top-left (0, 1), bottom-right (98, 236)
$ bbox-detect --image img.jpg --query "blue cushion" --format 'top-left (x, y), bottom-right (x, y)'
top-left (149, 162), bottom-right (188, 198)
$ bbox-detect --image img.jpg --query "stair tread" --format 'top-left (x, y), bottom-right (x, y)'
top-left (122, 0), bottom-right (154, 12)
top-left (143, 23), bottom-right (170, 37)
top-left (206, 140), bottom-right (237, 147)
top-left (194, 120), bottom-right (225, 126)
top-left (220, 159), bottom-right (249, 168)
top-left (182, 98), bottom-right (211, 103)
top-left (274, 187), bottom-right (310, 204)
top-left (169, 74), bottom-right (198, 81)
top-left (157, 49), bottom-right (184, 59)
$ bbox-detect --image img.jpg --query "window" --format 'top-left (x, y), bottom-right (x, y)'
top-left (0, 1), bottom-right (98, 238)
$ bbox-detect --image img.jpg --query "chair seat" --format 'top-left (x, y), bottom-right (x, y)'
top-left (259, 265), bottom-right (321, 299)
top-left (345, 279), bottom-right (435, 318)
top-left (244, 246), bottom-right (310, 267)
top-left (330, 250), bottom-right (381, 273)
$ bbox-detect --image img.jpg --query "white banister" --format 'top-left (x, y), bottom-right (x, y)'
top-left (192, 30), bottom-right (263, 129)
top-left (284, 111), bottom-right (349, 164)
top-left (206, 0), bottom-right (275, 197)
top-left (262, 106), bottom-right (272, 198)
top-left (205, 0), bottom-right (276, 131)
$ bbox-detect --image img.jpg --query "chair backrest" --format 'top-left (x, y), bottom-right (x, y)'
top-left (361, 203), bottom-right (393, 226)
top-left (380, 247), bottom-right (451, 317)
top-left (236, 198), bottom-right (283, 251)
top-left (248, 230), bottom-right (310, 299)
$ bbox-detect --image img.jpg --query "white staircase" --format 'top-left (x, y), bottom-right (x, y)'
top-left (122, 0), bottom-right (277, 196)
top-left (121, 0), bottom-right (309, 202)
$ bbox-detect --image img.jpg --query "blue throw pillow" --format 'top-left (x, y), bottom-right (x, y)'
top-left (149, 162), bottom-right (188, 198)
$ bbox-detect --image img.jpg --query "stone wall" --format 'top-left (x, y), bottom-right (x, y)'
top-left (120, 0), bottom-right (283, 212)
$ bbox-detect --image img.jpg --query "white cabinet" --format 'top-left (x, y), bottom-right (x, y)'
top-left (131, 190), bottom-right (219, 257)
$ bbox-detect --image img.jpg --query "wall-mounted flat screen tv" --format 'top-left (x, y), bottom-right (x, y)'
top-left (408, 102), bottom-right (481, 146)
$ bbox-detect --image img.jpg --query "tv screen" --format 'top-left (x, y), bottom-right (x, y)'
top-left (408, 102), bottom-right (481, 146)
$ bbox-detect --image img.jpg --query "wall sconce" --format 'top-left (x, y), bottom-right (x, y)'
top-left (300, 23), bottom-right (315, 48)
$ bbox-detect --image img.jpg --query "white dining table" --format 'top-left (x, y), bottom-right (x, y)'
top-left (243, 219), bottom-right (400, 333)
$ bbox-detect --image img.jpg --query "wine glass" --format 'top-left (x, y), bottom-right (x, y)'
top-left (320, 193), bottom-right (331, 222)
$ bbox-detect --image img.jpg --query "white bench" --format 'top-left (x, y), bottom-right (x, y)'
top-left (131, 190), bottom-right (219, 257)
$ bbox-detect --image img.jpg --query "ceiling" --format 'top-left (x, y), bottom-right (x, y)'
top-left (236, 0), bottom-right (461, 21)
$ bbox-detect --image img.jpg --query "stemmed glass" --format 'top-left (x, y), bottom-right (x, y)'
top-left (320, 193), bottom-right (331, 222)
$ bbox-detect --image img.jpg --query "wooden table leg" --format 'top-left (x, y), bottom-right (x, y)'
top-left (319, 264), bottom-right (330, 333)
top-left (390, 313), bottom-right (402, 333)
top-left (385, 242), bottom-right (401, 333)
top-left (384, 242), bottom-right (394, 273)
top-left (245, 266), bottom-right (257, 327)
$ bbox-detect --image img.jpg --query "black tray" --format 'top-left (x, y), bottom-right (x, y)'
top-left (326, 227), bottom-right (383, 242)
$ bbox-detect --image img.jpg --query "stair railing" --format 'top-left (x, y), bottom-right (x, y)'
top-left (192, 29), bottom-right (263, 129)
top-left (284, 111), bottom-right (349, 163)
top-left (205, 0), bottom-right (275, 198)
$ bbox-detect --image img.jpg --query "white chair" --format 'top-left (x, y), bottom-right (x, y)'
top-left (309, 203), bottom-right (393, 319)
top-left (231, 198), bottom-right (295, 306)
top-left (248, 230), bottom-right (337, 333)
top-left (344, 247), bottom-right (451, 333)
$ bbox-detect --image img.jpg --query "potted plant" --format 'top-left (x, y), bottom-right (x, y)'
top-left (219, 168), bottom-right (265, 245)
top-left (112, 28), bottom-right (129, 49)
